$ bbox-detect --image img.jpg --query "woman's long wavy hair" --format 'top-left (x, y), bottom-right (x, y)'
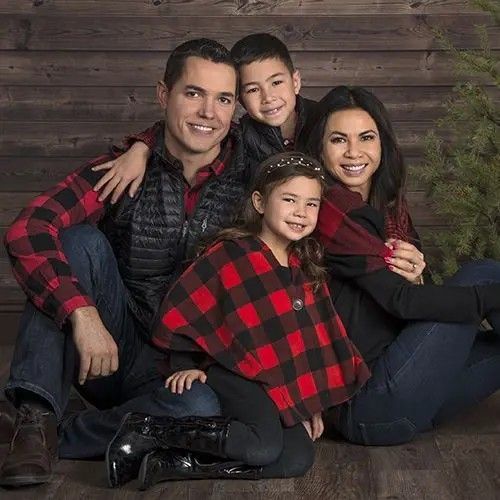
top-left (303, 86), bottom-right (407, 216)
top-left (213, 152), bottom-right (327, 291)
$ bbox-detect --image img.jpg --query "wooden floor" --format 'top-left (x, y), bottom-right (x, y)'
top-left (1, 345), bottom-right (500, 500)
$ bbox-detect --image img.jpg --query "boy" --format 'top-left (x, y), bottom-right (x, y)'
top-left (93, 33), bottom-right (318, 202)
top-left (231, 33), bottom-right (317, 169)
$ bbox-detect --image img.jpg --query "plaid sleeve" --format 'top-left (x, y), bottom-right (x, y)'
top-left (122, 121), bottom-right (162, 150)
top-left (4, 157), bottom-right (111, 328)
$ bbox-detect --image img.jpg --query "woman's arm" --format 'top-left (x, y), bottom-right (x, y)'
top-left (328, 204), bottom-right (500, 323)
top-left (354, 267), bottom-right (500, 323)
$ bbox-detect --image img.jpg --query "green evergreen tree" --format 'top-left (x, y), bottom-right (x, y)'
top-left (415, 0), bottom-right (499, 281)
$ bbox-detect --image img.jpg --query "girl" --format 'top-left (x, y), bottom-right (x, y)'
top-left (106, 152), bottom-right (371, 489)
top-left (304, 86), bottom-right (500, 445)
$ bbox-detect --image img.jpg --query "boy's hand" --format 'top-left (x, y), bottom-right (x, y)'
top-left (92, 141), bottom-right (150, 204)
top-left (385, 239), bottom-right (426, 284)
top-left (166, 369), bottom-right (207, 394)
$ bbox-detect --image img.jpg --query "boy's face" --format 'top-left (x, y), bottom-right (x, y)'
top-left (239, 58), bottom-right (301, 129)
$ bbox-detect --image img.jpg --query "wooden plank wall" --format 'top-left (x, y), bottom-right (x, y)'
top-left (0, 0), bottom-right (499, 320)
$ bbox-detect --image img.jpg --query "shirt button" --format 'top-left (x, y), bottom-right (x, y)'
top-left (292, 298), bottom-right (304, 311)
top-left (283, 139), bottom-right (290, 146)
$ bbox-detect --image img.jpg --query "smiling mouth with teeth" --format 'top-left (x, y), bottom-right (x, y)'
top-left (287, 222), bottom-right (306, 230)
top-left (190, 124), bottom-right (215, 133)
top-left (262, 106), bottom-right (283, 115)
top-left (341, 163), bottom-right (367, 174)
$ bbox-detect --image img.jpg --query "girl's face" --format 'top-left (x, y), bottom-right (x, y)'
top-left (252, 175), bottom-right (322, 249)
top-left (321, 108), bottom-right (382, 201)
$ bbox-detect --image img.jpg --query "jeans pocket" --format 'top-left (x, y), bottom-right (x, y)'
top-left (357, 417), bottom-right (417, 446)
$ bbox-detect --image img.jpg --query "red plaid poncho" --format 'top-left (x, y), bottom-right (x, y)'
top-left (153, 236), bottom-right (370, 427)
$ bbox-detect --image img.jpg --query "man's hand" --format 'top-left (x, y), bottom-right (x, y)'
top-left (70, 306), bottom-right (119, 385)
top-left (165, 369), bottom-right (207, 394)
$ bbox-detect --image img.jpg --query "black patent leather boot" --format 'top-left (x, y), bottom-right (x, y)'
top-left (138, 449), bottom-right (263, 490)
top-left (106, 414), bottom-right (230, 488)
top-left (106, 413), bottom-right (160, 488)
top-left (152, 415), bottom-right (231, 457)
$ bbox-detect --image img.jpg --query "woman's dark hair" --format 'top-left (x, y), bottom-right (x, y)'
top-left (214, 151), bottom-right (327, 290)
top-left (303, 86), bottom-right (406, 215)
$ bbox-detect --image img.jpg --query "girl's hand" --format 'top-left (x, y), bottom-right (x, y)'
top-left (302, 413), bottom-right (324, 441)
top-left (385, 239), bottom-right (426, 284)
top-left (165, 369), bottom-right (207, 394)
top-left (310, 412), bottom-right (324, 441)
top-left (92, 141), bottom-right (150, 204)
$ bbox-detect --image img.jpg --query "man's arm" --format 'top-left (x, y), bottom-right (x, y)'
top-left (4, 156), bottom-right (110, 329)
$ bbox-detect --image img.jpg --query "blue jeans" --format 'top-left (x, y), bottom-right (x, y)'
top-left (332, 259), bottom-right (500, 445)
top-left (5, 225), bottom-right (220, 458)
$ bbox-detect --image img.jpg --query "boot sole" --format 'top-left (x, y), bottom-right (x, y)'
top-left (0, 473), bottom-right (51, 487)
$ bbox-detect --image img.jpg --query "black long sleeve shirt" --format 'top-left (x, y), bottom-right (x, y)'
top-left (328, 205), bottom-right (500, 365)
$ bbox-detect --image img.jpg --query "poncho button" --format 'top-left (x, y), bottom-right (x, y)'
top-left (292, 298), bottom-right (304, 311)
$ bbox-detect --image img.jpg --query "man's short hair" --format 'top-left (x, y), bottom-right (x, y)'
top-left (231, 33), bottom-right (294, 74)
top-left (164, 38), bottom-right (237, 89)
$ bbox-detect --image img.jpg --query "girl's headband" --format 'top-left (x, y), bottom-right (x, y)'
top-left (266, 156), bottom-right (325, 179)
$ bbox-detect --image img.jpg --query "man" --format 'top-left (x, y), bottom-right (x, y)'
top-left (0, 38), bottom-right (248, 487)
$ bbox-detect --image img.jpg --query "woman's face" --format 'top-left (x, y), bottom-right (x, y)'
top-left (321, 108), bottom-right (382, 200)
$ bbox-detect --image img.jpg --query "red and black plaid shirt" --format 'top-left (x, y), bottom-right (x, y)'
top-left (315, 183), bottom-right (393, 279)
top-left (153, 236), bottom-right (370, 427)
top-left (4, 128), bottom-right (229, 328)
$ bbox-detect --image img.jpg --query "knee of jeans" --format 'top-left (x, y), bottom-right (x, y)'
top-left (447, 259), bottom-right (500, 286)
top-left (60, 224), bottom-right (113, 268)
top-left (154, 382), bottom-right (221, 417)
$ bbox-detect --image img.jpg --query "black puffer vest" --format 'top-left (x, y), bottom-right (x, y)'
top-left (100, 125), bottom-right (249, 335)
top-left (239, 94), bottom-right (318, 176)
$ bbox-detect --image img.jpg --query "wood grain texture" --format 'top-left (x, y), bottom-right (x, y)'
top-left (3, 50), bottom-right (497, 87)
top-left (1, 371), bottom-right (500, 500)
top-left (0, 0), bottom-right (485, 16)
top-left (0, 121), bottom-right (450, 158)
top-left (2, 14), bottom-right (497, 51)
top-left (5, 86), bottom-right (499, 123)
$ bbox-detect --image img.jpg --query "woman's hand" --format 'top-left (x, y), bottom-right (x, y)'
top-left (165, 369), bottom-right (207, 394)
top-left (302, 412), bottom-right (324, 441)
top-left (92, 141), bottom-right (150, 204)
top-left (385, 238), bottom-right (426, 284)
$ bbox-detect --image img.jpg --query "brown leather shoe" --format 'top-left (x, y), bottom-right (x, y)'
top-left (0, 404), bottom-right (58, 487)
top-left (0, 411), bottom-right (14, 444)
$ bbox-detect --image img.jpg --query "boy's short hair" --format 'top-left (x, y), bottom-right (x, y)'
top-left (231, 33), bottom-right (294, 74)
top-left (164, 38), bottom-right (237, 90)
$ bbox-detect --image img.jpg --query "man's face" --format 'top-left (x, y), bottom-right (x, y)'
top-left (158, 56), bottom-right (237, 159)
top-left (238, 57), bottom-right (301, 129)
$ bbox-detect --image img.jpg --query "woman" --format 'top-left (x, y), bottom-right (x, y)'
top-left (304, 86), bottom-right (500, 445)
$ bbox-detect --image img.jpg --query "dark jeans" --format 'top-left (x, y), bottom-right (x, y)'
top-left (332, 259), bottom-right (500, 445)
top-left (5, 225), bottom-right (220, 458)
top-left (207, 365), bottom-right (314, 478)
